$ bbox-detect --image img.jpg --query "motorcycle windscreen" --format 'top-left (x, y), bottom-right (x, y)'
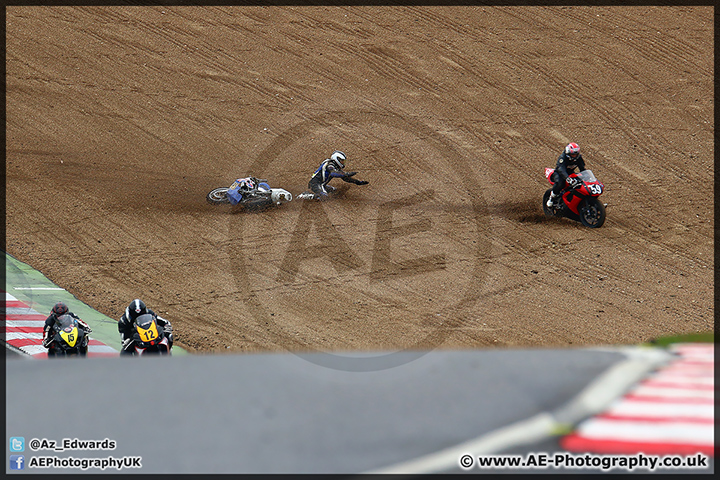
top-left (576, 170), bottom-right (597, 183)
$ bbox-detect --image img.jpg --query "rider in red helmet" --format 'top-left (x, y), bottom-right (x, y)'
top-left (547, 142), bottom-right (587, 208)
top-left (42, 302), bottom-right (93, 354)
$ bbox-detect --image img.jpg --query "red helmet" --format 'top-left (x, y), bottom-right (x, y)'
top-left (565, 142), bottom-right (580, 158)
top-left (51, 302), bottom-right (69, 316)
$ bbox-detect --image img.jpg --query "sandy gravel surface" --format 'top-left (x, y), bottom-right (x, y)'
top-left (5, 5), bottom-right (713, 355)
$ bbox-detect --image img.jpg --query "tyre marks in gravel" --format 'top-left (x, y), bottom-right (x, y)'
top-left (225, 110), bottom-right (491, 369)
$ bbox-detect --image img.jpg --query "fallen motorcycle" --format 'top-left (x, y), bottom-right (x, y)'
top-left (543, 168), bottom-right (606, 228)
top-left (127, 313), bottom-right (172, 356)
top-left (207, 178), bottom-right (292, 211)
top-left (46, 314), bottom-right (89, 357)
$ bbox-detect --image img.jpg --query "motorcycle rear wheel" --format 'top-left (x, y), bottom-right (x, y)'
top-left (207, 187), bottom-right (230, 205)
top-left (542, 189), bottom-right (556, 217)
top-left (579, 198), bottom-right (606, 228)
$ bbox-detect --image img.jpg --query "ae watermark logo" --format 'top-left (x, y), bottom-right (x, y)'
top-left (227, 110), bottom-right (490, 371)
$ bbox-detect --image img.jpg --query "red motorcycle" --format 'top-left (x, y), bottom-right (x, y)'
top-left (543, 168), bottom-right (606, 228)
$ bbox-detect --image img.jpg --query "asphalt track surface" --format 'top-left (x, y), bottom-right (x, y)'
top-left (7, 348), bottom-right (620, 474)
top-left (9, 345), bottom-right (713, 475)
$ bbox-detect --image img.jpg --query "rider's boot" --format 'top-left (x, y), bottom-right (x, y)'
top-left (546, 192), bottom-right (559, 208)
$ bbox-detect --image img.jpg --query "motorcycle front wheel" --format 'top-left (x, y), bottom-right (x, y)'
top-left (579, 198), bottom-right (606, 228)
top-left (207, 187), bottom-right (230, 205)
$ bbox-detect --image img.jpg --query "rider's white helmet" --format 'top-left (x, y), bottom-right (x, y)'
top-left (329, 150), bottom-right (346, 169)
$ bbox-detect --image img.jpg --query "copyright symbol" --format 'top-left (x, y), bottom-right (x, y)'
top-left (30, 439), bottom-right (40, 451)
top-left (459, 454), bottom-right (474, 469)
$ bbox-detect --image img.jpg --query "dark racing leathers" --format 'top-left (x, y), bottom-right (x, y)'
top-left (551, 151), bottom-right (587, 196)
top-left (118, 308), bottom-right (173, 355)
top-left (308, 160), bottom-right (368, 197)
top-left (43, 312), bottom-right (92, 355)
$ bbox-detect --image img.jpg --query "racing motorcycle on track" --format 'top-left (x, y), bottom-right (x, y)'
top-left (543, 168), bottom-right (606, 228)
top-left (46, 314), bottom-right (89, 357)
top-left (206, 177), bottom-right (292, 211)
top-left (127, 313), bottom-right (172, 356)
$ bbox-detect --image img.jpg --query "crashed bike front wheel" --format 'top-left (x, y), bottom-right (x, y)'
top-left (207, 187), bottom-right (230, 205)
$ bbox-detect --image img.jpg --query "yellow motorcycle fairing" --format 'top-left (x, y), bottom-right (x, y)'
top-left (59, 327), bottom-right (79, 347)
top-left (136, 320), bottom-right (159, 343)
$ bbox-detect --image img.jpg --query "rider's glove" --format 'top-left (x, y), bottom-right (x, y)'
top-left (567, 177), bottom-right (580, 188)
top-left (356, 180), bottom-right (369, 185)
top-left (121, 338), bottom-right (134, 351)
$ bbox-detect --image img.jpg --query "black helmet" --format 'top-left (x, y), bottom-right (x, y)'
top-left (126, 299), bottom-right (148, 322)
top-left (51, 302), bottom-right (69, 316)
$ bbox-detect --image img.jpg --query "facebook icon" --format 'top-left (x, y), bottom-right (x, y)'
top-left (10, 455), bottom-right (25, 470)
